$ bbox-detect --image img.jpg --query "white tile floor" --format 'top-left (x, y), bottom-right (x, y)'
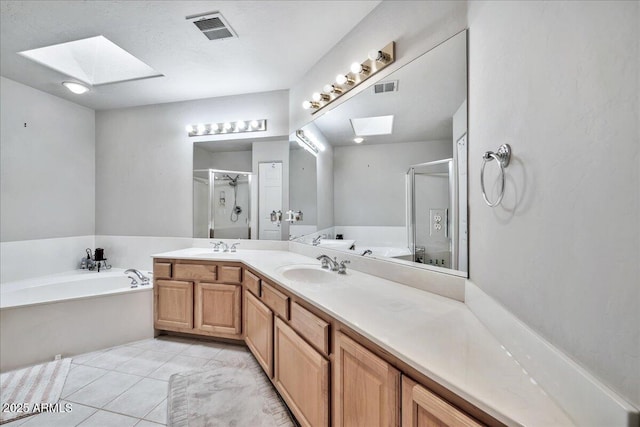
top-left (4, 336), bottom-right (249, 427)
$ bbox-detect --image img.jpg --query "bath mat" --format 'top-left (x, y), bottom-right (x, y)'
top-left (0, 358), bottom-right (72, 425)
top-left (167, 352), bottom-right (295, 427)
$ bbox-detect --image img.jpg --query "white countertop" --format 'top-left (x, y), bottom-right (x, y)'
top-left (152, 248), bottom-right (574, 426)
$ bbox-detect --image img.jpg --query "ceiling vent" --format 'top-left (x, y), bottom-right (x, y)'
top-left (187, 11), bottom-right (237, 41)
top-left (373, 80), bottom-right (399, 94)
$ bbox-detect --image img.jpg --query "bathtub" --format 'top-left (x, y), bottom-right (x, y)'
top-left (0, 269), bottom-right (154, 372)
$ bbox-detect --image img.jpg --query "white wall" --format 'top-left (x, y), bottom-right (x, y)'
top-left (0, 77), bottom-right (95, 242)
top-left (95, 90), bottom-right (288, 237)
top-left (333, 140), bottom-right (452, 226)
top-left (289, 146), bottom-right (317, 226)
top-left (468, 0), bottom-right (639, 407)
top-left (193, 147), bottom-right (252, 172)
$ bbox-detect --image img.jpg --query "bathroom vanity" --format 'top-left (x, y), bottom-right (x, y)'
top-left (152, 249), bottom-right (573, 427)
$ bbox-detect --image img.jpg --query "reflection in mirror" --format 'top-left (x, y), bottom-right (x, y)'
top-left (193, 169), bottom-right (252, 239)
top-left (293, 30), bottom-right (468, 275)
top-left (193, 140), bottom-right (253, 239)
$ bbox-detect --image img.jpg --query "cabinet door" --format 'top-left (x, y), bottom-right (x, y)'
top-left (334, 332), bottom-right (400, 427)
top-left (194, 282), bottom-right (241, 337)
top-left (274, 317), bottom-right (329, 427)
top-left (244, 291), bottom-right (273, 377)
top-left (155, 280), bottom-right (193, 330)
top-left (402, 376), bottom-right (483, 427)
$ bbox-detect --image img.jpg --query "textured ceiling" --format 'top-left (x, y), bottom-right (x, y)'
top-left (0, 1), bottom-right (380, 110)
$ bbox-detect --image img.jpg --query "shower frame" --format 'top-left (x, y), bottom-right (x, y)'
top-left (193, 168), bottom-right (252, 239)
top-left (406, 158), bottom-right (458, 269)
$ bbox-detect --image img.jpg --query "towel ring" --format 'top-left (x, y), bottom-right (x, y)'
top-left (481, 144), bottom-right (511, 207)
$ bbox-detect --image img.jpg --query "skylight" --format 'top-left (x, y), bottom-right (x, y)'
top-left (350, 115), bottom-right (394, 136)
top-left (18, 35), bottom-right (163, 86)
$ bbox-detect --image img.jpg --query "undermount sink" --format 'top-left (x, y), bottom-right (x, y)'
top-left (276, 265), bottom-right (338, 284)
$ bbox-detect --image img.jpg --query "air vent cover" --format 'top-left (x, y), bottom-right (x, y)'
top-left (187, 12), bottom-right (237, 41)
top-left (373, 80), bottom-right (399, 94)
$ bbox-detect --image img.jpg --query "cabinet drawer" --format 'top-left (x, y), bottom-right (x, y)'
top-left (243, 270), bottom-right (261, 297)
top-left (290, 302), bottom-right (330, 355)
top-left (218, 265), bottom-right (242, 284)
top-left (154, 262), bottom-right (172, 279)
top-left (262, 281), bottom-right (289, 320)
top-left (174, 263), bottom-right (217, 281)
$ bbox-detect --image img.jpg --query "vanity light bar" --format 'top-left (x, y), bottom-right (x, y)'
top-left (186, 119), bottom-right (267, 137)
top-left (302, 41), bottom-right (395, 115)
top-left (296, 130), bottom-right (323, 156)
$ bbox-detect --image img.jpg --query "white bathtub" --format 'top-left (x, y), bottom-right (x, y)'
top-left (0, 269), bottom-right (154, 371)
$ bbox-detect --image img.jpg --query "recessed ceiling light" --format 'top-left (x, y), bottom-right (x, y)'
top-left (19, 35), bottom-right (163, 86)
top-left (350, 115), bottom-right (394, 136)
top-left (62, 81), bottom-right (90, 95)
top-left (353, 137), bottom-right (364, 144)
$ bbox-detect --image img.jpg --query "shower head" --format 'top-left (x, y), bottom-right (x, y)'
top-left (225, 174), bottom-right (239, 186)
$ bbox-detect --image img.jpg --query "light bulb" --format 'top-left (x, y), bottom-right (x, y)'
top-left (350, 62), bottom-right (370, 74)
top-left (336, 74), bottom-right (354, 85)
top-left (236, 121), bottom-right (247, 130)
top-left (185, 125), bottom-right (194, 133)
top-left (302, 100), bottom-right (319, 110)
top-left (211, 123), bottom-right (220, 132)
top-left (354, 137), bottom-right (364, 144)
top-left (312, 92), bottom-right (329, 102)
top-left (223, 122), bottom-right (232, 131)
top-left (196, 124), bottom-right (206, 134)
top-left (250, 120), bottom-right (259, 129)
top-left (368, 49), bottom-right (391, 63)
top-left (323, 84), bottom-right (343, 94)
top-left (62, 81), bottom-right (90, 94)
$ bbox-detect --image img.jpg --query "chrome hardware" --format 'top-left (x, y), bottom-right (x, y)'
top-left (127, 276), bottom-right (139, 288)
top-left (230, 243), bottom-right (240, 253)
top-left (481, 144), bottom-right (511, 207)
top-left (124, 269), bottom-right (150, 285)
top-left (361, 250), bottom-right (372, 256)
top-left (316, 255), bottom-right (338, 271)
top-left (210, 241), bottom-right (220, 252)
top-left (338, 260), bottom-right (350, 274)
top-left (217, 241), bottom-right (229, 252)
top-left (312, 236), bottom-right (322, 246)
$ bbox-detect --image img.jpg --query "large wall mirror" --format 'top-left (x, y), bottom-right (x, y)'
top-left (291, 30), bottom-right (468, 275)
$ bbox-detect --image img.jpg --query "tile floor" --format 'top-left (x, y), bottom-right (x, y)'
top-left (4, 336), bottom-right (250, 427)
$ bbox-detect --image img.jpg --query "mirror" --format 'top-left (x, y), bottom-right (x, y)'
top-left (289, 140), bottom-right (318, 239)
top-left (193, 141), bottom-right (253, 239)
top-left (293, 30), bottom-right (468, 275)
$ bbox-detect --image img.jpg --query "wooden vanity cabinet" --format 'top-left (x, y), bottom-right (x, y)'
top-left (402, 376), bottom-right (483, 427)
top-left (274, 317), bottom-right (329, 427)
top-left (244, 290), bottom-right (274, 377)
top-left (153, 259), bottom-right (242, 339)
top-left (194, 282), bottom-right (242, 337)
top-left (334, 331), bottom-right (401, 427)
top-left (154, 280), bottom-right (193, 330)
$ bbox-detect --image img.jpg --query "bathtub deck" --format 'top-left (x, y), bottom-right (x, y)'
top-left (4, 336), bottom-right (249, 427)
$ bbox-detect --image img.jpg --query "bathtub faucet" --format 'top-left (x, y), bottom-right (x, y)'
top-left (124, 269), bottom-right (150, 285)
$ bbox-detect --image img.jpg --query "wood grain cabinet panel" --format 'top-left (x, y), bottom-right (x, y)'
top-left (274, 318), bottom-right (329, 427)
top-left (174, 263), bottom-right (217, 281)
top-left (194, 282), bottom-right (242, 338)
top-left (155, 280), bottom-right (193, 330)
top-left (244, 291), bottom-right (274, 377)
top-left (402, 376), bottom-right (483, 427)
top-left (290, 302), bottom-right (330, 355)
top-left (334, 332), bottom-right (400, 427)
top-left (153, 262), bottom-right (172, 279)
top-left (218, 265), bottom-right (242, 284)
top-left (261, 281), bottom-right (289, 319)
top-left (243, 269), bottom-right (261, 297)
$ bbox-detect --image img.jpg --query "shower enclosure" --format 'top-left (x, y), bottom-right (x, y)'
top-left (193, 169), bottom-right (252, 239)
top-left (407, 158), bottom-right (465, 270)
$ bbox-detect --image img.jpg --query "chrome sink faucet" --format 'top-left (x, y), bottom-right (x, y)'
top-left (312, 236), bottom-right (322, 246)
top-left (338, 260), bottom-right (350, 274)
top-left (316, 255), bottom-right (339, 271)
